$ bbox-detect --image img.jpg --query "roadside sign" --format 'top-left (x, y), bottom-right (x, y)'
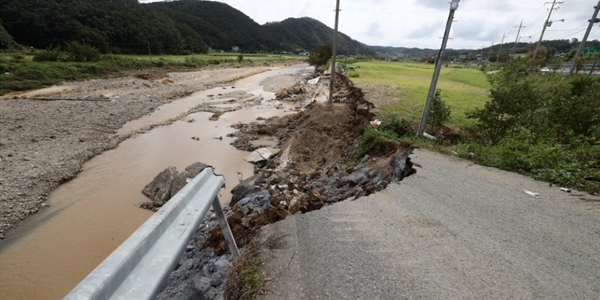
top-left (584, 46), bottom-right (600, 54)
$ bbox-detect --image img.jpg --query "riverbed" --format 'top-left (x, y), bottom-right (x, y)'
top-left (0, 65), bottom-right (310, 299)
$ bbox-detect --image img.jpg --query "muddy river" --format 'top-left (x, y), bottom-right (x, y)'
top-left (0, 65), bottom-right (309, 299)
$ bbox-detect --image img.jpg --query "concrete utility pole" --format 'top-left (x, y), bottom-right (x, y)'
top-left (569, 1), bottom-right (600, 76)
top-left (496, 33), bottom-right (506, 62)
top-left (511, 20), bottom-right (525, 60)
top-left (147, 42), bottom-right (152, 57)
top-left (487, 40), bottom-right (494, 61)
top-left (328, 0), bottom-right (341, 105)
top-left (417, 0), bottom-right (460, 137)
top-left (532, 0), bottom-right (564, 61)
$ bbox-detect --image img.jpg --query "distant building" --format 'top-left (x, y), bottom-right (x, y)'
top-left (231, 46), bottom-right (240, 52)
top-left (299, 51), bottom-right (309, 56)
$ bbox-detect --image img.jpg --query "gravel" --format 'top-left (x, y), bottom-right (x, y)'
top-left (0, 67), bottom-right (268, 241)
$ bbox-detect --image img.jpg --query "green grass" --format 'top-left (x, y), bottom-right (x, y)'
top-left (351, 60), bottom-right (491, 127)
top-left (0, 52), bottom-right (304, 95)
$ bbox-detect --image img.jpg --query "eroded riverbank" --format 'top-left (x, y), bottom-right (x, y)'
top-left (0, 64), bottom-right (312, 299)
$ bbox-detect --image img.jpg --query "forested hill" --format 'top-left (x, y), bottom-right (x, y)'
top-left (0, 0), bottom-right (205, 54)
top-left (0, 0), bottom-right (371, 55)
top-left (264, 17), bottom-right (374, 56)
top-left (148, 1), bottom-right (278, 52)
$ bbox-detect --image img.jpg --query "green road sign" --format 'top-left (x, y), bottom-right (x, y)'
top-left (584, 46), bottom-right (600, 54)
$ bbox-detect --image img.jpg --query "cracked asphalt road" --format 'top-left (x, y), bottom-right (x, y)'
top-left (259, 149), bottom-right (600, 299)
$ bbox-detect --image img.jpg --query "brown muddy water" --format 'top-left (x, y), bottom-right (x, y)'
top-left (0, 65), bottom-right (308, 299)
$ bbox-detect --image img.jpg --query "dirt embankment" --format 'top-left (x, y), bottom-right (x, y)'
top-left (0, 67), bottom-right (268, 241)
top-left (156, 72), bottom-right (415, 300)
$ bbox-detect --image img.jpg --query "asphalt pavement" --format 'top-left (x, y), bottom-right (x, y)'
top-left (259, 149), bottom-right (600, 299)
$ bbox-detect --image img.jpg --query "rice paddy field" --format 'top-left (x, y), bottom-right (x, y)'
top-left (350, 61), bottom-right (491, 127)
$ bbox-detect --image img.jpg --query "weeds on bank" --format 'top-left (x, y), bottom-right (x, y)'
top-left (356, 113), bottom-right (413, 158)
top-left (224, 235), bottom-right (286, 300)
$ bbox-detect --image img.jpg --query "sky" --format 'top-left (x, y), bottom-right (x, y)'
top-left (144, 0), bottom-right (600, 50)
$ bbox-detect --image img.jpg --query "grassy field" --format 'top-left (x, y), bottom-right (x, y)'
top-left (0, 52), bottom-right (304, 96)
top-left (351, 61), bottom-right (491, 127)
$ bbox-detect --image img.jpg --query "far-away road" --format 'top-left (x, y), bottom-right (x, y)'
top-left (260, 149), bottom-right (600, 299)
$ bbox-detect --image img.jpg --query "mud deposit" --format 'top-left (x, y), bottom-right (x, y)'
top-left (0, 65), bottom-right (311, 299)
top-left (157, 73), bottom-right (415, 300)
top-left (0, 67), bottom-right (268, 241)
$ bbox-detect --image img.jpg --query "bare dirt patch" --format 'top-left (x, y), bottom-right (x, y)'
top-left (0, 67), bottom-right (268, 241)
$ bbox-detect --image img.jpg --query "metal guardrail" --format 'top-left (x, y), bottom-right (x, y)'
top-left (64, 167), bottom-right (239, 300)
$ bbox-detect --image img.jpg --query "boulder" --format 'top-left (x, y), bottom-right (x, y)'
top-left (142, 166), bottom-right (178, 205)
top-left (142, 162), bottom-right (210, 210)
top-left (171, 163), bottom-right (209, 199)
top-left (230, 174), bottom-right (263, 206)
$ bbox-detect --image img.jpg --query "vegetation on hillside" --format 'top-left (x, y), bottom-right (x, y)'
top-left (265, 17), bottom-right (374, 55)
top-left (0, 22), bottom-right (19, 51)
top-left (149, 0), bottom-right (276, 53)
top-left (1, 0), bottom-right (372, 55)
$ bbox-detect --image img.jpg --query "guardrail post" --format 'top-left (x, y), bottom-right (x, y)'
top-left (212, 197), bottom-right (240, 259)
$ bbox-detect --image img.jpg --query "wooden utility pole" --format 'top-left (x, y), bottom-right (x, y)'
top-left (511, 20), bottom-right (525, 61)
top-left (496, 33), bottom-right (506, 63)
top-left (532, 0), bottom-right (563, 61)
top-left (328, 0), bottom-right (341, 105)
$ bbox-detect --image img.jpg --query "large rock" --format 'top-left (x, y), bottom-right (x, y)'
top-left (391, 151), bottom-right (415, 181)
top-left (142, 162), bottom-right (209, 210)
top-left (230, 174), bottom-right (263, 206)
top-left (234, 189), bottom-right (271, 215)
top-left (142, 166), bottom-right (178, 206)
top-left (171, 162), bottom-right (209, 199)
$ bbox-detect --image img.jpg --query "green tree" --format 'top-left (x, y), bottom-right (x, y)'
top-left (427, 89), bottom-right (452, 134)
top-left (0, 22), bottom-right (19, 51)
top-left (308, 45), bottom-right (332, 69)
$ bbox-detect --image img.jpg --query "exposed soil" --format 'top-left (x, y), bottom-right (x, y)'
top-left (156, 72), bottom-right (415, 300)
top-left (0, 67), bottom-right (269, 241)
top-left (205, 73), bottom-right (413, 254)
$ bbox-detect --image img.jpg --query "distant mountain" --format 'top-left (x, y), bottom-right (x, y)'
top-left (1, 0), bottom-right (593, 58)
top-left (264, 17), bottom-right (374, 55)
top-left (148, 0), bottom-right (278, 52)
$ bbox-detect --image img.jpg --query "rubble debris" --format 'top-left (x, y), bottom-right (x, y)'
top-left (244, 148), bottom-right (272, 164)
top-left (156, 72), bottom-right (416, 300)
top-left (524, 190), bottom-right (540, 198)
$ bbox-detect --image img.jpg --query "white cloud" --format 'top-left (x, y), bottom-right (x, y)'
top-left (147, 0), bottom-right (600, 49)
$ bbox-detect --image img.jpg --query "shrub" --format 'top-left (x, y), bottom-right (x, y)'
top-left (427, 89), bottom-right (451, 134)
top-left (347, 71), bottom-right (359, 78)
top-left (11, 53), bottom-right (25, 62)
top-left (308, 45), bottom-right (332, 69)
top-left (237, 53), bottom-right (244, 63)
top-left (64, 41), bottom-right (100, 62)
top-left (356, 114), bottom-right (412, 158)
top-left (33, 46), bottom-right (64, 62)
